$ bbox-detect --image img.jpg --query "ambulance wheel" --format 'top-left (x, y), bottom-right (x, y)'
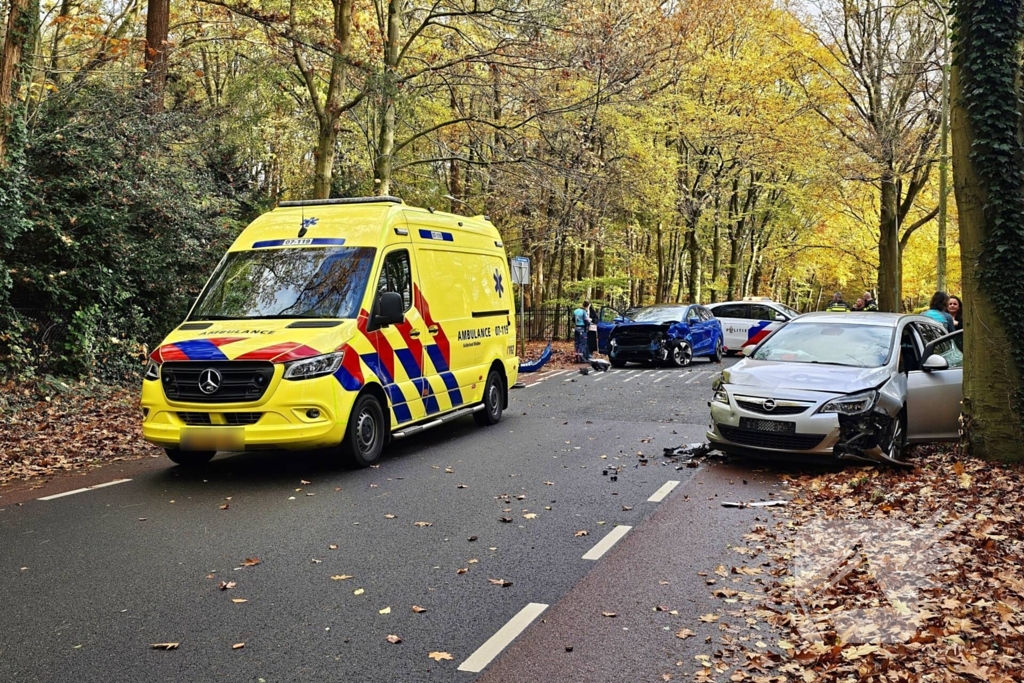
top-left (474, 370), bottom-right (504, 426)
top-left (343, 394), bottom-right (386, 467)
top-left (165, 449), bottom-right (215, 467)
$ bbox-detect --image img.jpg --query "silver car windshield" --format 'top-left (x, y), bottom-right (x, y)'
top-left (752, 322), bottom-right (894, 368)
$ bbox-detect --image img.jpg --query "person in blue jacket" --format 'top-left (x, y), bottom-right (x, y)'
top-left (922, 291), bottom-right (955, 332)
top-left (572, 299), bottom-right (592, 362)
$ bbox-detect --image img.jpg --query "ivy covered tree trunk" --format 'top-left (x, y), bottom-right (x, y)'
top-left (950, 0), bottom-right (1024, 462)
top-left (0, 0), bottom-right (38, 162)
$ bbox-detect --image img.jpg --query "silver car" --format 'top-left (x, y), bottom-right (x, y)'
top-left (707, 312), bottom-right (963, 464)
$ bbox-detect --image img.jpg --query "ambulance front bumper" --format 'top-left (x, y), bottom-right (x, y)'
top-left (140, 372), bottom-right (352, 451)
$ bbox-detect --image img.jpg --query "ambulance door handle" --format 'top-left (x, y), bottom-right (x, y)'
top-left (408, 330), bottom-right (421, 338)
top-left (428, 325), bottom-right (439, 335)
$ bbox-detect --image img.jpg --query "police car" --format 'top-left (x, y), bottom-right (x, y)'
top-left (706, 298), bottom-right (797, 354)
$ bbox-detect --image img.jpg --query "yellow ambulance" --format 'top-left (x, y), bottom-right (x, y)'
top-left (141, 197), bottom-right (518, 467)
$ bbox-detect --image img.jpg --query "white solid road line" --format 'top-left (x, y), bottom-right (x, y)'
top-left (582, 525), bottom-right (633, 560)
top-left (623, 374), bottom-right (638, 383)
top-left (653, 374), bottom-right (668, 383)
top-left (457, 602), bottom-right (549, 673)
top-left (647, 480), bottom-right (680, 503)
top-left (38, 479), bottom-right (132, 501)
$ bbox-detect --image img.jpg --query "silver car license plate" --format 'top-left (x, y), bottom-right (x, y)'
top-left (740, 418), bottom-right (795, 434)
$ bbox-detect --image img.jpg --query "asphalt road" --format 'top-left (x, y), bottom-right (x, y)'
top-left (0, 358), bottom-right (787, 682)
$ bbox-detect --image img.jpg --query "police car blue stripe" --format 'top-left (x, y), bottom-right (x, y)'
top-left (252, 238), bottom-right (347, 249)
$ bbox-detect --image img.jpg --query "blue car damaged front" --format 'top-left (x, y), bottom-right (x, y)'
top-left (608, 304), bottom-right (724, 368)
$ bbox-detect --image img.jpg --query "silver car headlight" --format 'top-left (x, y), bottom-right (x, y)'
top-left (818, 390), bottom-right (878, 415)
top-left (283, 351), bottom-right (345, 380)
top-left (712, 389), bottom-right (729, 405)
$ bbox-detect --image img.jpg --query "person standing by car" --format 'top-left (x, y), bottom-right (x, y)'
top-left (587, 303), bottom-right (599, 358)
top-left (922, 291), bottom-right (955, 332)
top-left (852, 297), bottom-right (865, 311)
top-left (825, 292), bottom-right (850, 312)
top-left (862, 291), bottom-right (878, 311)
top-left (947, 295), bottom-right (963, 330)
top-left (573, 299), bottom-right (592, 362)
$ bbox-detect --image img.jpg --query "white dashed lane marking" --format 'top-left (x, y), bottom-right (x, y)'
top-left (457, 603), bottom-right (549, 673)
top-left (647, 480), bottom-right (680, 503)
top-left (38, 479), bottom-right (133, 501)
top-left (582, 525), bottom-right (633, 561)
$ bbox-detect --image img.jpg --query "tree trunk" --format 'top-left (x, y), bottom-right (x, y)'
top-left (687, 220), bottom-right (701, 304)
top-left (0, 0), bottom-right (37, 162)
top-left (950, 61), bottom-right (1023, 461)
top-left (877, 178), bottom-right (901, 311)
top-left (373, 0), bottom-right (401, 196)
top-left (655, 222), bottom-right (665, 303)
top-left (143, 0), bottom-right (170, 113)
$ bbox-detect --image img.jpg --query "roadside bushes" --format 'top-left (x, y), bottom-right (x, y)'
top-left (0, 84), bottom-right (263, 381)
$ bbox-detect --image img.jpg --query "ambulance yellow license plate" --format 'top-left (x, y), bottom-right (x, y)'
top-left (181, 427), bottom-right (244, 451)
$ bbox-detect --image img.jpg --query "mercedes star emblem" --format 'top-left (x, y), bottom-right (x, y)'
top-left (199, 368), bottom-right (222, 395)
top-left (762, 399), bottom-right (777, 412)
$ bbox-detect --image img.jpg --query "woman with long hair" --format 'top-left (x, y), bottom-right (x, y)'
top-left (922, 291), bottom-right (955, 332)
top-left (947, 295), bottom-right (963, 330)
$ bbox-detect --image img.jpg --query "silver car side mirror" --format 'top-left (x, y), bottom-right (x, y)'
top-left (922, 354), bottom-right (949, 372)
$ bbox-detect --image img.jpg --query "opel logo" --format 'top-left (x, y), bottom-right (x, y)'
top-left (199, 368), bottom-right (222, 395)
top-left (762, 399), bottom-right (777, 412)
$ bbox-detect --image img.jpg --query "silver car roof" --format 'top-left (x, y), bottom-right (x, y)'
top-left (792, 311), bottom-right (928, 327)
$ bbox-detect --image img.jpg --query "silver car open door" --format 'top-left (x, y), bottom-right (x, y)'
top-left (906, 327), bottom-right (963, 442)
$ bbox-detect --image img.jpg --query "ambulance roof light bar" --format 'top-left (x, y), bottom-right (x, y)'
top-left (279, 196), bottom-right (404, 207)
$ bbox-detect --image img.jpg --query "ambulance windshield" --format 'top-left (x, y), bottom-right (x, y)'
top-left (190, 247), bottom-right (376, 320)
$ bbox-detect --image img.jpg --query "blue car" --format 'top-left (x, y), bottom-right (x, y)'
top-left (607, 304), bottom-right (724, 368)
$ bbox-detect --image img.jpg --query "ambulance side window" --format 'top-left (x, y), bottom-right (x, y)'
top-left (377, 250), bottom-right (412, 311)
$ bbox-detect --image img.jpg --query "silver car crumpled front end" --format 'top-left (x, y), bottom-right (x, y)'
top-left (707, 367), bottom-right (907, 464)
top-left (831, 378), bottom-right (905, 465)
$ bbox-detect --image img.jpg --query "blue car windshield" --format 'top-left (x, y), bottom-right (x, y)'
top-left (752, 323), bottom-right (894, 367)
top-left (628, 306), bottom-right (689, 323)
top-left (190, 247), bottom-right (376, 320)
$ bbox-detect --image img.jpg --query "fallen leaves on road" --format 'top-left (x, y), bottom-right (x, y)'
top-left (412, 605), bottom-right (427, 613)
top-left (386, 635), bottom-right (402, 644)
top-left (328, 544), bottom-right (338, 550)
top-left (601, 611), bottom-right (617, 618)
top-left (379, 606), bottom-right (391, 614)
top-left (231, 598), bottom-right (247, 604)
top-left (698, 613), bottom-right (719, 623)
top-left (694, 447), bottom-right (1024, 683)
top-left (499, 517), bottom-right (513, 523)
top-left (241, 557), bottom-right (260, 567)
top-left (488, 578), bottom-right (512, 587)
top-left (232, 643), bottom-right (245, 650)
top-left (413, 521), bottom-right (432, 527)
top-left (353, 588), bottom-right (364, 595)
top-left (674, 629), bottom-right (695, 640)
top-left (0, 379), bottom-right (164, 487)
top-left (456, 568), bottom-right (468, 574)
top-left (384, 514), bottom-right (397, 519)
top-left (428, 651), bottom-right (453, 661)
top-left (151, 642), bottom-right (179, 650)
top-left (523, 513), bottom-right (537, 519)
top-left (218, 581), bottom-right (236, 590)
top-left (574, 530), bottom-right (588, 537)
top-left (331, 574), bottom-right (353, 581)
top-left (219, 504), bottom-right (229, 510)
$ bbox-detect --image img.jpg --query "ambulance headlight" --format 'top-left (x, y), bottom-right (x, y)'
top-left (283, 352), bottom-right (345, 380)
top-left (144, 359), bottom-right (160, 381)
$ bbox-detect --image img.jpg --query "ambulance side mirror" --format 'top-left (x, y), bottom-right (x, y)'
top-left (373, 291), bottom-right (405, 329)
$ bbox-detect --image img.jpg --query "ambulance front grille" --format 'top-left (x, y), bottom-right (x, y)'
top-left (161, 361), bottom-right (275, 403)
top-left (178, 412), bottom-right (212, 425)
top-left (224, 413), bottom-right (263, 425)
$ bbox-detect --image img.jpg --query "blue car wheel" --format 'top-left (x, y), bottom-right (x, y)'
top-left (669, 341), bottom-right (693, 367)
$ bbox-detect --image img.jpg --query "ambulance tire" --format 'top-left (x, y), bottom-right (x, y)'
top-left (343, 393), bottom-right (386, 467)
top-left (165, 449), bottom-right (215, 467)
top-left (474, 370), bottom-right (504, 426)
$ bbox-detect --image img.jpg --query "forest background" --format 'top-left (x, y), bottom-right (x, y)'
top-left (0, 0), bottom-right (957, 381)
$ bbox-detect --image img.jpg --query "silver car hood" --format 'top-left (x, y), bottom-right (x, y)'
top-left (723, 360), bottom-right (890, 395)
